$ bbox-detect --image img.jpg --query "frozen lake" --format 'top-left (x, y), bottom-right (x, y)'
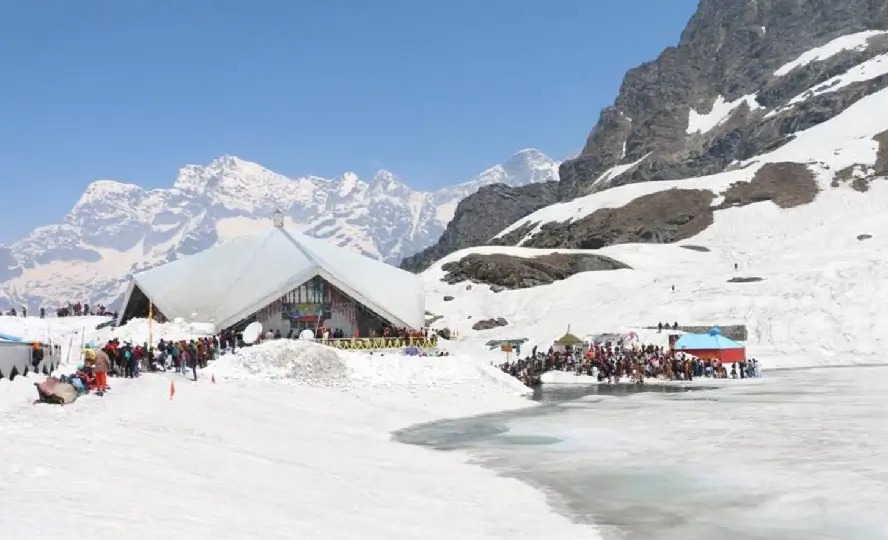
top-left (396, 367), bottom-right (888, 539)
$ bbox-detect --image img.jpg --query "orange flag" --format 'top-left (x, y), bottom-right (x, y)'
top-left (170, 381), bottom-right (175, 400)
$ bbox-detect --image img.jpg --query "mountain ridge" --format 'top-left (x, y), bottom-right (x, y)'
top-left (403, 0), bottom-right (888, 271)
top-left (0, 149), bottom-right (559, 310)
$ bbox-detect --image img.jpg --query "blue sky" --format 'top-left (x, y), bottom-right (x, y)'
top-left (0, 0), bottom-right (698, 243)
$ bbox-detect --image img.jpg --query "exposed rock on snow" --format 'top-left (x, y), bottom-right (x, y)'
top-left (400, 182), bottom-right (559, 272)
top-left (858, 234), bottom-right (873, 241)
top-left (727, 276), bottom-right (765, 283)
top-left (681, 245), bottom-right (711, 252)
top-left (832, 164), bottom-right (877, 192)
top-left (441, 252), bottom-right (630, 290)
top-left (521, 189), bottom-right (716, 250)
top-left (472, 318), bottom-right (509, 331)
top-left (875, 129), bottom-right (888, 173)
top-left (831, 130), bottom-right (888, 192)
top-left (716, 162), bottom-right (818, 210)
top-left (209, 340), bottom-right (351, 386)
top-left (489, 221), bottom-right (540, 248)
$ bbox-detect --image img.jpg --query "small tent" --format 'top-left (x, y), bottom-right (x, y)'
top-left (673, 327), bottom-right (746, 363)
top-left (553, 332), bottom-right (585, 352)
top-left (554, 333), bottom-right (583, 346)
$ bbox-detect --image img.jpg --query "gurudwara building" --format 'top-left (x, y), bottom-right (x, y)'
top-left (117, 216), bottom-right (425, 338)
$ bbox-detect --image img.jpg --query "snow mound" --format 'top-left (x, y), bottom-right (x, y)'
top-left (207, 340), bottom-right (531, 396)
top-left (209, 340), bottom-right (351, 387)
top-left (344, 352), bottom-right (531, 395)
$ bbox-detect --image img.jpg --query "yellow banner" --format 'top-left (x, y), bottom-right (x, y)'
top-left (318, 337), bottom-right (438, 350)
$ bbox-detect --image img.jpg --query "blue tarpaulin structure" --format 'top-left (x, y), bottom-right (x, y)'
top-left (673, 327), bottom-right (746, 363)
top-left (0, 331), bottom-right (24, 343)
top-left (674, 328), bottom-right (743, 350)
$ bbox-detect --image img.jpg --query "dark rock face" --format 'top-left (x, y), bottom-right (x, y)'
top-left (830, 130), bottom-right (888, 191)
top-left (400, 182), bottom-right (559, 272)
top-left (522, 189), bottom-right (716, 250)
top-left (728, 276), bottom-right (765, 283)
top-left (441, 252), bottom-right (630, 290)
top-left (717, 162), bottom-right (818, 209)
top-left (443, 295), bottom-right (454, 302)
top-left (403, 1), bottom-right (888, 269)
top-left (875, 129), bottom-right (888, 174)
top-left (559, 0), bottom-right (888, 199)
top-left (472, 317), bottom-right (509, 331)
top-left (681, 245), bottom-right (711, 252)
top-left (488, 221), bottom-right (539, 247)
top-left (858, 234), bottom-right (873, 240)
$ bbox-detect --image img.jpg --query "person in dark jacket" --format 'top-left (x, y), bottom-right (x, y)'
top-left (31, 342), bottom-right (44, 372)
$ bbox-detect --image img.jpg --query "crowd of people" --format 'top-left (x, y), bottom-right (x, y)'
top-left (56, 302), bottom-right (115, 317)
top-left (499, 338), bottom-right (762, 388)
top-left (4, 302), bottom-right (116, 318)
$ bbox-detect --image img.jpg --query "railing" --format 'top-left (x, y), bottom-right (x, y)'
top-left (311, 337), bottom-right (438, 350)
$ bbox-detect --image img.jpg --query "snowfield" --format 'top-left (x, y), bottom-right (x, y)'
top-left (428, 88), bottom-right (888, 370)
top-left (4, 26), bottom-right (888, 540)
top-left (0, 322), bottom-right (592, 539)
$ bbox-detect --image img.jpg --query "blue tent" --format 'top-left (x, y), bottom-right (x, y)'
top-left (674, 327), bottom-right (744, 351)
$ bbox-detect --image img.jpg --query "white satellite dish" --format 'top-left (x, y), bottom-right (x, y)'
top-left (298, 329), bottom-right (315, 340)
top-left (242, 322), bottom-right (263, 344)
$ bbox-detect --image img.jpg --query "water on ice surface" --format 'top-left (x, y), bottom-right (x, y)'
top-left (397, 367), bottom-right (888, 540)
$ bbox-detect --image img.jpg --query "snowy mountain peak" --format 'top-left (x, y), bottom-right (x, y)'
top-left (334, 172), bottom-right (366, 198)
top-left (70, 180), bottom-right (146, 216)
top-left (371, 169), bottom-right (405, 193)
top-left (461, 148), bottom-right (559, 190)
top-left (0, 150), bottom-right (561, 310)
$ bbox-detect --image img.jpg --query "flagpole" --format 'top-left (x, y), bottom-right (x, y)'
top-left (148, 302), bottom-right (154, 368)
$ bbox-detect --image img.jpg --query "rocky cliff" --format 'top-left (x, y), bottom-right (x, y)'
top-left (560, 0), bottom-right (888, 198)
top-left (410, 0), bottom-right (888, 268)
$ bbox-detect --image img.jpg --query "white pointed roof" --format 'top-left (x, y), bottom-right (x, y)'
top-left (123, 227), bottom-right (425, 331)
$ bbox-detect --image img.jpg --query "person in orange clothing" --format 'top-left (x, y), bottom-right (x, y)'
top-left (87, 348), bottom-right (111, 394)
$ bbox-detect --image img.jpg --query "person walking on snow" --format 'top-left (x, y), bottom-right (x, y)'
top-left (92, 349), bottom-right (110, 394)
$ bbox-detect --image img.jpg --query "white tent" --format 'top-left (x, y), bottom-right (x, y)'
top-left (118, 227), bottom-right (425, 332)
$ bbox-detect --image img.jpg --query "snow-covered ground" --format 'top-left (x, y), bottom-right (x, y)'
top-left (0, 328), bottom-right (596, 539)
top-left (429, 88), bottom-right (888, 370)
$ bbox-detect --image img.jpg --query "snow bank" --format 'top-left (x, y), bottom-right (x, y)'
top-left (209, 340), bottom-right (351, 386)
top-left (0, 315), bottom-right (108, 344)
top-left (0, 373), bottom-right (45, 411)
top-left (345, 351), bottom-right (531, 395)
top-left (209, 339), bottom-right (532, 396)
top-left (95, 317), bottom-right (213, 345)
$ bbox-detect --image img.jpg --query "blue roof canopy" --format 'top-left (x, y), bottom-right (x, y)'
top-left (0, 331), bottom-right (23, 342)
top-left (674, 327), bottom-right (744, 350)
